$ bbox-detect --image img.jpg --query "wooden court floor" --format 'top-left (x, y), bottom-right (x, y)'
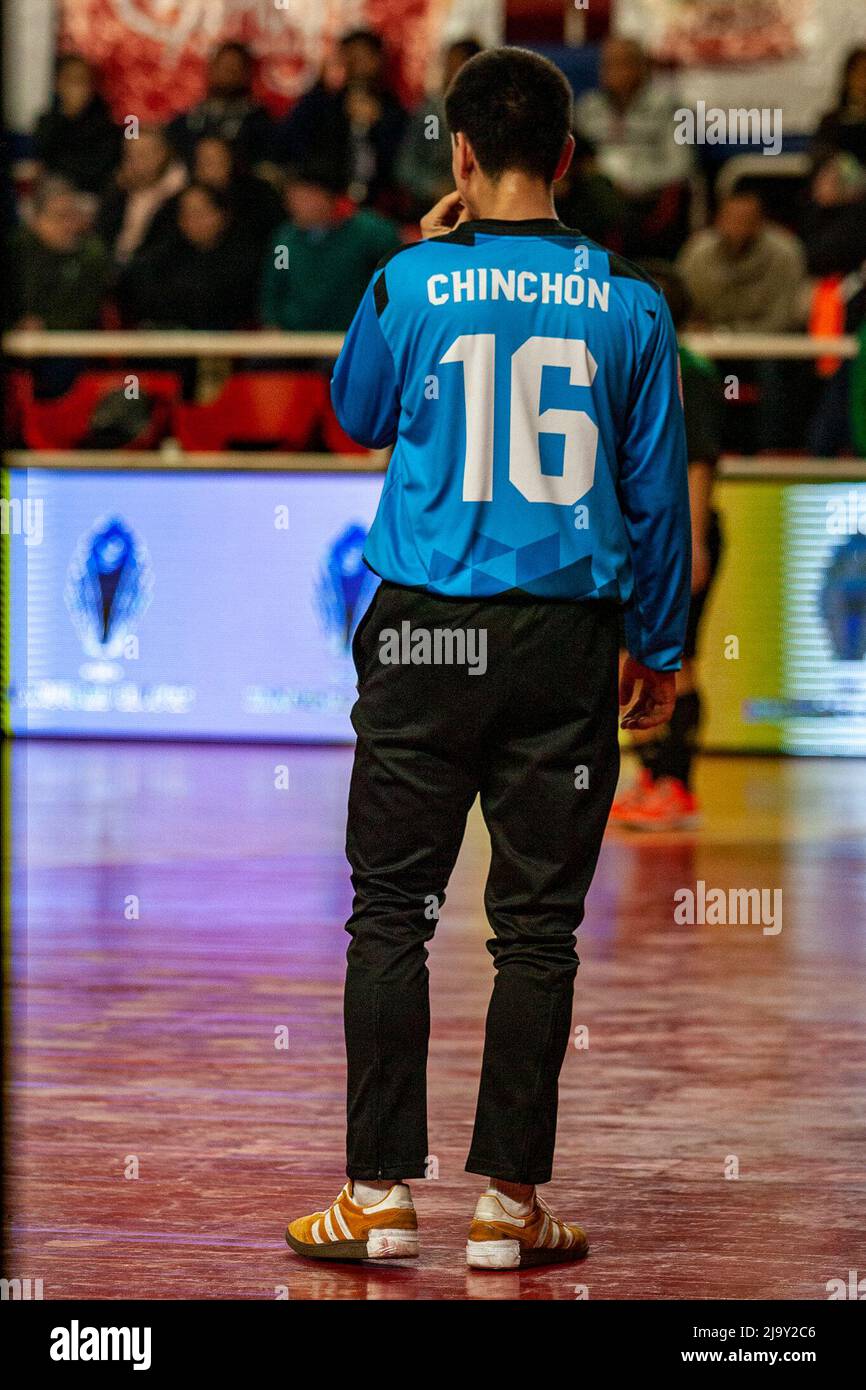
top-left (5, 740), bottom-right (865, 1300)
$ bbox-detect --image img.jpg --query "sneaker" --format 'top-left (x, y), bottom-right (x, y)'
top-left (466, 1190), bottom-right (589, 1269)
top-left (619, 776), bottom-right (701, 831)
top-left (286, 1182), bottom-right (419, 1262)
top-left (609, 766), bottom-right (654, 822)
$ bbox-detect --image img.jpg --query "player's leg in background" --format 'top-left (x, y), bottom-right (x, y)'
top-left (344, 583), bottom-right (488, 1182)
top-left (618, 509), bottom-right (723, 830)
top-left (465, 599), bottom-right (620, 1185)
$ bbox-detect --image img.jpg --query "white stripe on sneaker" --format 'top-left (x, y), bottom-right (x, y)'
top-left (324, 1210), bottom-right (338, 1242)
top-left (333, 1203), bottom-right (353, 1239)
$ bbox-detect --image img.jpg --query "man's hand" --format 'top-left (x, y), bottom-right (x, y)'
top-left (420, 189), bottom-right (468, 239)
top-left (619, 656), bottom-right (677, 731)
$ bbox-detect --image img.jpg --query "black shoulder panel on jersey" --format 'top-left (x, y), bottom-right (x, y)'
top-left (373, 227), bottom-right (478, 277)
top-left (373, 269), bottom-right (389, 317)
top-left (372, 228), bottom-right (479, 299)
top-left (607, 251), bottom-right (662, 292)
top-left (373, 240), bottom-right (423, 274)
top-left (437, 226), bottom-right (477, 245)
top-left (373, 228), bottom-right (478, 312)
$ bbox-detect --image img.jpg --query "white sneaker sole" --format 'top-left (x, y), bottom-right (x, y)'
top-left (466, 1238), bottom-right (521, 1269)
top-left (286, 1225), bottom-right (418, 1261)
top-left (366, 1228), bottom-right (419, 1258)
top-left (467, 1236), bottom-right (590, 1269)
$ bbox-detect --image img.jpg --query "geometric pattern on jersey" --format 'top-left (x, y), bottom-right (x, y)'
top-left (429, 527), bottom-right (597, 597)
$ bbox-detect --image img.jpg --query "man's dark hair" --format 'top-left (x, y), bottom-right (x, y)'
top-left (444, 46), bottom-right (572, 184)
top-left (289, 151), bottom-right (349, 197)
top-left (213, 41), bottom-right (253, 68)
top-left (55, 52), bottom-right (92, 78)
top-left (447, 38), bottom-right (483, 64)
top-left (341, 29), bottom-right (384, 54)
top-left (839, 45), bottom-right (866, 107)
top-left (181, 181), bottom-right (233, 217)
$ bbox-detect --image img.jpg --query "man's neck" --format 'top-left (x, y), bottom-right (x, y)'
top-left (465, 175), bottom-right (559, 224)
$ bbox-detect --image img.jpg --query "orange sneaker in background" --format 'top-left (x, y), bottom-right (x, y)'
top-left (619, 776), bottom-right (701, 832)
top-left (608, 766), bottom-right (654, 822)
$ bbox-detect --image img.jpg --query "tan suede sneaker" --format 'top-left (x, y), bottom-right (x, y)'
top-left (286, 1182), bottom-right (419, 1262)
top-left (466, 1189), bottom-right (589, 1269)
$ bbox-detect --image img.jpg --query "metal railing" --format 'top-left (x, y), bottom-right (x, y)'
top-left (5, 451), bottom-right (864, 479)
top-left (2, 329), bottom-right (860, 360)
top-left (4, 330), bottom-right (863, 477)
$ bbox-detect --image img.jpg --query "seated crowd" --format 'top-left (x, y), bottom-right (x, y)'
top-left (8, 31), bottom-right (866, 453)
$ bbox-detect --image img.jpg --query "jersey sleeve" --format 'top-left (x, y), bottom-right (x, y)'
top-left (618, 297), bottom-right (691, 671)
top-left (330, 270), bottom-right (400, 449)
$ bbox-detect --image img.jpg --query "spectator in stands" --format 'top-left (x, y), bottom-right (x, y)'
top-left (574, 36), bottom-right (693, 258)
top-left (260, 156), bottom-right (401, 332)
top-left (192, 135), bottom-right (283, 252)
top-left (6, 178), bottom-right (111, 397)
top-left (677, 191), bottom-right (806, 331)
top-left (116, 183), bottom-right (259, 329)
top-left (678, 191), bottom-right (807, 452)
top-left (168, 42), bottom-right (272, 166)
top-left (97, 126), bottom-right (186, 267)
top-left (33, 54), bottom-right (120, 195)
top-left (801, 152), bottom-right (866, 454)
top-left (554, 133), bottom-right (626, 248)
top-left (273, 30), bottom-right (407, 209)
top-left (812, 47), bottom-right (866, 169)
top-left (395, 37), bottom-right (482, 219)
top-left (342, 75), bottom-right (408, 208)
top-left (803, 152), bottom-right (866, 280)
top-left (7, 178), bottom-right (109, 329)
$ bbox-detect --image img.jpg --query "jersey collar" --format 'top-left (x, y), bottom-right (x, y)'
top-left (458, 217), bottom-right (574, 236)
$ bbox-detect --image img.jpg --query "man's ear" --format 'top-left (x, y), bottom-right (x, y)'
top-left (454, 130), bottom-right (476, 182)
top-left (553, 133), bottom-right (575, 183)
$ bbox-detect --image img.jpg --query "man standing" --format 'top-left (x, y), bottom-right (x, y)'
top-left (575, 36), bottom-right (694, 258)
top-left (677, 191), bottom-right (806, 333)
top-left (286, 47), bottom-right (690, 1270)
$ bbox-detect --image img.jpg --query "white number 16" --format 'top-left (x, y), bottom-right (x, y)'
top-left (440, 334), bottom-right (599, 505)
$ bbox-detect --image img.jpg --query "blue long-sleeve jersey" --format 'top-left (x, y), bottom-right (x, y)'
top-left (330, 216), bottom-right (691, 670)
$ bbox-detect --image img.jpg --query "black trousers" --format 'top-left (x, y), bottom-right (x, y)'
top-left (344, 581), bottom-right (620, 1185)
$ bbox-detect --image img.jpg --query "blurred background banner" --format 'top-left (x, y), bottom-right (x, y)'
top-left (49, 0), bottom-right (502, 122)
top-left (3, 0), bottom-right (504, 133)
top-left (618, 0), bottom-right (813, 66)
top-left (618, 0), bottom-right (866, 133)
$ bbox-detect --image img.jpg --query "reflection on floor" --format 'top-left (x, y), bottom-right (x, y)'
top-left (7, 741), bottom-right (866, 1300)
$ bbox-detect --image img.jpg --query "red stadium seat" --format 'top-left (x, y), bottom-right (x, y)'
top-left (321, 393), bottom-right (372, 455)
top-left (21, 371), bottom-right (182, 450)
top-left (173, 372), bottom-right (327, 451)
top-left (4, 370), bottom-right (33, 445)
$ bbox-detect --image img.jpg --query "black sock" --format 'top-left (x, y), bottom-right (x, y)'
top-left (636, 690), bottom-right (701, 789)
